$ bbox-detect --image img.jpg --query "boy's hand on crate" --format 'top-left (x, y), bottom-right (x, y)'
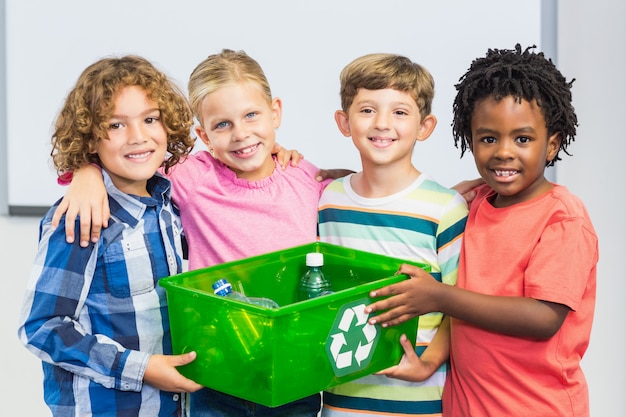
top-left (366, 264), bottom-right (441, 327)
top-left (375, 334), bottom-right (438, 382)
top-left (143, 351), bottom-right (204, 393)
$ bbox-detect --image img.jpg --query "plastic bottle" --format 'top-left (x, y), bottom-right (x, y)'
top-left (298, 252), bottom-right (333, 300)
top-left (211, 278), bottom-right (272, 365)
top-left (212, 278), bottom-right (279, 308)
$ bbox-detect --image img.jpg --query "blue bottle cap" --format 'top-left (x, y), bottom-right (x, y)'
top-left (212, 278), bottom-right (232, 295)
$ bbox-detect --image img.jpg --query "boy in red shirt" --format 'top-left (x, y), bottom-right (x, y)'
top-left (366, 44), bottom-right (598, 417)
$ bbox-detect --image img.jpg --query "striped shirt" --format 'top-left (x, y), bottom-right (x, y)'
top-left (318, 174), bottom-right (468, 417)
top-left (18, 171), bottom-right (184, 417)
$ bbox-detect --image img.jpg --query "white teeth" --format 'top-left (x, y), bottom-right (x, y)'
top-left (370, 138), bottom-right (394, 143)
top-left (127, 151), bottom-right (151, 159)
top-left (495, 170), bottom-right (517, 177)
top-left (235, 144), bottom-right (258, 154)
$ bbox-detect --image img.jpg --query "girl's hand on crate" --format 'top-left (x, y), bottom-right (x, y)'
top-left (143, 351), bottom-right (204, 393)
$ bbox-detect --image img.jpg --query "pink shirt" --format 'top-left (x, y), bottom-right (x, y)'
top-left (165, 151), bottom-right (329, 270)
top-left (444, 184), bottom-right (598, 417)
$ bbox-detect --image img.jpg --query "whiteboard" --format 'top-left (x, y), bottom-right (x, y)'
top-left (3, 0), bottom-right (543, 213)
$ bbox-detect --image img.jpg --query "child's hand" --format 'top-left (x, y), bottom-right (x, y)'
top-left (315, 169), bottom-right (355, 182)
top-left (375, 334), bottom-right (438, 382)
top-left (366, 264), bottom-right (442, 327)
top-left (51, 164), bottom-right (109, 247)
top-left (273, 143), bottom-right (303, 169)
top-left (143, 351), bottom-right (204, 393)
top-left (452, 177), bottom-right (484, 203)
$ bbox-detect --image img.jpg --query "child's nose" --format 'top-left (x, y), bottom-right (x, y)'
top-left (373, 112), bottom-right (391, 129)
top-left (231, 124), bottom-right (250, 141)
top-left (494, 140), bottom-right (515, 159)
top-left (128, 123), bottom-right (148, 144)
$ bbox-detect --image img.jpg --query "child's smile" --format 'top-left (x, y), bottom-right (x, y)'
top-left (337, 88), bottom-right (429, 168)
top-left (97, 85), bottom-right (167, 197)
top-left (470, 96), bottom-right (560, 207)
top-left (232, 142), bottom-right (261, 157)
top-left (196, 81), bottom-right (282, 181)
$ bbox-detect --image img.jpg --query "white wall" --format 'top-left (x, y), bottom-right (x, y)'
top-left (557, 1), bottom-right (626, 415)
top-left (2, 0), bottom-right (543, 212)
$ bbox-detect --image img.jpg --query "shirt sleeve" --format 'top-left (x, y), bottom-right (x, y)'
top-left (525, 216), bottom-right (598, 311)
top-left (17, 216), bottom-right (150, 392)
top-left (437, 192), bottom-right (469, 287)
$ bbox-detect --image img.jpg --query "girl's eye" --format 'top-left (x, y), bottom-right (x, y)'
top-left (215, 121), bottom-right (230, 129)
top-left (245, 112), bottom-right (257, 119)
top-left (481, 136), bottom-right (496, 144)
top-left (516, 136), bottom-right (531, 144)
top-left (145, 117), bottom-right (159, 124)
top-left (108, 122), bottom-right (122, 130)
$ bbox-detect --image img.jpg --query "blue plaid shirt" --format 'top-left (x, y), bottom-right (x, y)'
top-left (18, 171), bottom-right (185, 417)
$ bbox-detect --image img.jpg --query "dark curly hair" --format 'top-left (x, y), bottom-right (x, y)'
top-left (51, 55), bottom-right (195, 175)
top-left (452, 44), bottom-right (577, 166)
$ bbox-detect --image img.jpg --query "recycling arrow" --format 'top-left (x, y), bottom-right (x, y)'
top-left (325, 298), bottom-right (380, 376)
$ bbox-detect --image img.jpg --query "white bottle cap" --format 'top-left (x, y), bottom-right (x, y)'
top-left (306, 252), bottom-right (324, 267)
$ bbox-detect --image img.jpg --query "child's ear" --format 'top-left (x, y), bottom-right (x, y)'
top-left (334, 110), bottom-right (351, 137)
top-left (547, 131), bottom-right (562, 162)
top-left (195, 126), bottom-right (212, 149)
top-left (271, 97), bottom-right (283, 129)
top-left (416, 114), bottom-right (437, 142)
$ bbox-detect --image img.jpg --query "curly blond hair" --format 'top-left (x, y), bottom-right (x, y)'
top-left (51, 55), bottom-right (195, 174)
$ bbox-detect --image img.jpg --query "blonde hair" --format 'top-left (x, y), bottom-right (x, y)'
top-left (339, 53), bottom-right (435, 120)
top-left (51, 55), bottom-right (195, 174)
top-left (188, 49), bottom-right (272, 123)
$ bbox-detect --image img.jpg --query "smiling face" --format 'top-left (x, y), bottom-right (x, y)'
top-left (195, 81), bottom-right (282, 181)
top-left (470, 96), bottom-right (561, 207)
top-left (96, 85), bottom-right (167, 196)
top-left (336, 87), bottom-right (436, 171)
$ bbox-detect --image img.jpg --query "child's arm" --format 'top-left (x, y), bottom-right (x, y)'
top-left (274, 142), bottom-right (354, 181)
top-left (376, 316), bottom-right (450, 382)
top-left (20, 220), bottom-right (203, 394)
top-left (274, 143), bottom-right (303, 169)
top-left (315, 168), bottom-right (355, 182)
top-left (143, 352), bottom-right (204, 392)
top-left (451, 177), bottom-right (484, 203)
top-left (51, 164), bottom-right (107, 247)
top-left (367, 264), bottom-right (569, 339)
top-left (53, 144), bottom-right (306, 246)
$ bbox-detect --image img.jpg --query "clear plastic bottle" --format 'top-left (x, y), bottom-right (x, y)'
top-left (212, 278), bottom-right (279, 309)
top-left (298, 252), bottom-right (333, 300)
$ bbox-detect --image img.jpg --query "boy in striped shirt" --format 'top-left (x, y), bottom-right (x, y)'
top-left (318, 53), bottom-right (468, 417)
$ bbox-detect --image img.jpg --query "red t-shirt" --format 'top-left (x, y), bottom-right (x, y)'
top-left (443, 184), bottom-right (598, 417)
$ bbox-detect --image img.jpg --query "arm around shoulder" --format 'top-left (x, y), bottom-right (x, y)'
top-left (51, 164), bottom-right (109, 247)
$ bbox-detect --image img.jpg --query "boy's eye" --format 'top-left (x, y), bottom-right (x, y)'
top-left (108, 122), bottom-right (122, 130)
top-left (481, 136), bottom-right (497, 144)
top-left (360, 108), bottom-right (374, 114)
top-left (394, 110), bottom-right (408, 116)
top-left (516, 136), bottom-right (531, 144)
top-left (145, 117), bottom-right (160, 125)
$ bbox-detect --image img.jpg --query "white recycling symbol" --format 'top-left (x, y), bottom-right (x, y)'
top-left (328, 303), bottom-right (377, 371)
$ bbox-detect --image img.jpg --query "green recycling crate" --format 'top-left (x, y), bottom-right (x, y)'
top-left (159, 242), bottom-right (428, 408)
